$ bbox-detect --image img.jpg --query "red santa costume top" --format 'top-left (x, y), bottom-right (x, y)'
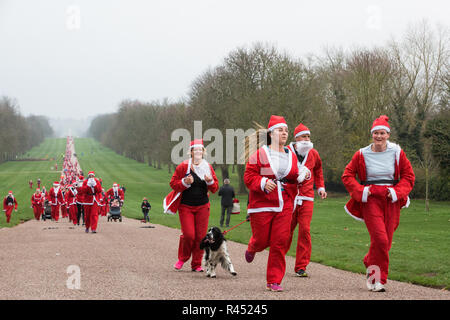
top-left (244, 116), bottom-right (307, 214)
top-left (163, 139), bottom-right (219, 214)
top-left (342, 115), bottom-right (415, 221)
top-left (49, 182), bottom-right (64, 205)
top-left (287, 123), bottom-right (325, 210)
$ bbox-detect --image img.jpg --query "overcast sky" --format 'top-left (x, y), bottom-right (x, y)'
top-left (0, 0), bottom-right (448, 121)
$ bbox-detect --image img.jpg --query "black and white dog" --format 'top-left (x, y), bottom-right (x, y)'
top-left (200, 227), bottom-right (237, 278)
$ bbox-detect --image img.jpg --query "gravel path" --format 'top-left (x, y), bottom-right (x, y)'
top-left (0, 216), bottom-right (449, 300)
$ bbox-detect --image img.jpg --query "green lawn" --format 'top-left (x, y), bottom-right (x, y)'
top-left (0, 138), bottom-right (66, 227)
top-left (2, 138), bottom-right (449, 290)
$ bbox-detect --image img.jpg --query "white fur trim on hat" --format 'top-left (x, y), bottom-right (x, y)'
top-left (371, 125), bottom-right (390, 133)
top-left (295, 130), bottom-right (311, 138)
top-left (268, 123), bottom-right (288, 132)
top-left (190, 144), bottom-right (204, 149)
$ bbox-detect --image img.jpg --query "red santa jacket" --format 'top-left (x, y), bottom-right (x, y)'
top-left (105, 187), bottom-right (124, 201)
top-left (287, 143), bottom-right (325, 203)
top-left (342, 142), bottom-right (415, 221)
top-left (65, 186), bottom-right (78, 206)
top-left (244, 145), bottom-right (299, 214)
top-left (31, 193), bottom-right (44, 206)
top-left (163, 158), bottom-right (219, 214)
top-left (48, 187), bottom-right (64, 206)
top-left (79, 178), bottom-right (103, 205)
top-left (3, 196), bottom-right (18, 211)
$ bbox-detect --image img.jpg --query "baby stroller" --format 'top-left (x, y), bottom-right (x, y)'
top-left (42, 200), bottom-right (52, 221)
top-left (107, 198), bottom-right (122, 222)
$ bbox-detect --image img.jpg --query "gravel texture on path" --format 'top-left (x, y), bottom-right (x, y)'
top-left (0, 216), bottom-right (448, 300)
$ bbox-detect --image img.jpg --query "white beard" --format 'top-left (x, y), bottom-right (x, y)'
top-left (192, 159), bottom-right (211, 181)
top-left (295, 141), bottom-right (314, 156)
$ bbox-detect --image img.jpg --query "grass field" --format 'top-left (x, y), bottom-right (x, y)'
top-left (1, 137), bottom-right (449, 290)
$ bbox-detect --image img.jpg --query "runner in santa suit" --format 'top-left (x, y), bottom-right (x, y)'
top-left (3, 191), bottom-right (18, 223)
top-left (164, 139), bottom-right (219, 272)
top-left (99, 189), bottom-right (107, 217)
top-left (243, 115), bottom-right (310, 292)
top-left (286, 123), bottom-right (327, 278)
top-left (31, 188), bottom-right (44, 220)
top-left (79, 171), bottom-right (102, 233)
top-left (37, 178), bottom-right (41, 189)
top-left (29, 180), bottom-right (33, 189)
top-left (342, 115), bottom-right (415, 292)
top-left (65, 183), bottom-right (78, 226)
top-left (41, 186), bottom-right (49, 216)
top-left (49, 182), bottom-right (64, 222)
top-left (105, 183), bottom-right (124, 204)
top-left (75, 176), bottom-right (85, 226)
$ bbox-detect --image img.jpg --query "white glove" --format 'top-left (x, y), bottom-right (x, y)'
top-left (297, 166), bottom-right (311, 183)
top-left (87, 178), bottom-right (97, 187)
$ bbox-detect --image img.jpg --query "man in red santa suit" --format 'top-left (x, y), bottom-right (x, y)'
top-left (342, 115), bottom-right (415, 292)
top-left (65, 182), bottom-right (78, 225)
top-left (79, 171), bottom-right (102, 233)
top-left (105, 183), bottom-right (124, 204)
top-left (3, 191), bottom-right (18, 223)
top-left (244, 115), bottom-right (310, 292)
top-left (49, 181), bottom-right (64, 222)
top-left (163, 139), bottom-right (219, 272)
top-left (286, 123), bottom-right (327, 278)
top-left (31, 188), bottom-right (44, 220)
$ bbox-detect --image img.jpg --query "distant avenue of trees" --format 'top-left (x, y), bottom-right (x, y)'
top-left (0, 96), bottom-right (53, 163)
top-left (88, 22), bottom-right (449, 201)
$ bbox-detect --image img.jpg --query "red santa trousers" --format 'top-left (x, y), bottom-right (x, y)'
top-left (288, 200), bottom-right (314, 272)
top-left (362, 185), bottom-right (400, 285)
top-left (68, 205), bottom-right (78, 225)
top-left (247, 205), bottom-right (293, 285)
top-left (177, 203), bottom-right (210, 269)
top-left (84, 202), bottom-right (99, 231)
top-left (4, 207), bottom-right (13, 223)
top-left (32, 205), bottom-right (42, 220)
top-left (51, 205), bottom-right (60, 221)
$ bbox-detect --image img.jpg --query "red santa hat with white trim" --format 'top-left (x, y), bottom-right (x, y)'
top-left (371, 115), bottom-right (391, 133)
top-left (53, 181), bottom-right (59, 187)
top-left (190, 139), bottom-right (204, 149)
top-left (88, 171), bottom-right (95, 176)
top-left (267, 115), bottom-right (288, 131)
top-left (294, 123), bottom-right (310, 138)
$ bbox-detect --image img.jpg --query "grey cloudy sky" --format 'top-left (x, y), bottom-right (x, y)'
top-left (0, 0), bottom-right (448, 120)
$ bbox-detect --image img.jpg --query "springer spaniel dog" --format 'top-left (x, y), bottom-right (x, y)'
top-left (200, 227), bottom-right (237, 278)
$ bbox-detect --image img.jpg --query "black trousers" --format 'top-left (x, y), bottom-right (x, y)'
top-left (220, 205), bottom-right (233, 227)
top-left (142, 210), bottom-right (150, 222)
top-left (76, 203), bottom-right (85, 224)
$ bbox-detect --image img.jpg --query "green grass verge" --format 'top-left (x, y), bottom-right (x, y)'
top-left (1, 138), bottom-right (449, 290)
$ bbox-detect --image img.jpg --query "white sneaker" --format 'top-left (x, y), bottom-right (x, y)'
top-left (372, 282), bottom-right (386, 292)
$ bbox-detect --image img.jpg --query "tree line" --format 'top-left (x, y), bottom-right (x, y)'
top-left (88, 22), bottom-right (449, 201)
top-left (0, 96), bottom-right (54, 163)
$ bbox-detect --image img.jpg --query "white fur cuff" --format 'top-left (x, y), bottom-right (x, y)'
top-left (388, 188), bottom-right (398, 203)
top-left (181, 178), bottom-right (191, 189)
top-left (362, 186), bottom-right (370, 203)
top-left (260, 177), bottom-right (268, 192)
top-left (206, 179), bottom-right (214, 186)
top-left (317, 187), bottom-right (326, 195)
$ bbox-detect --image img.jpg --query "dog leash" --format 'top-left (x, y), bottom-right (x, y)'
top-left (222, 217), bottom-right (250, 235)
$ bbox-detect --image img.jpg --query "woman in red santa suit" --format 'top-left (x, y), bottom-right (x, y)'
top-left (286, 123), bottom-right (327, 278)
top-left (244, 115), bottom-right (310, 292)
top-left (31, 188), bottom-right (44, 220)
top-left (3, 191), bottom-right (18, 223)
top-left (49, 182), bottom-right (64, 222)
top-left (164, 139), bottom-right (219, 272)
top-left (342, 115), bottom-right (415, 292)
